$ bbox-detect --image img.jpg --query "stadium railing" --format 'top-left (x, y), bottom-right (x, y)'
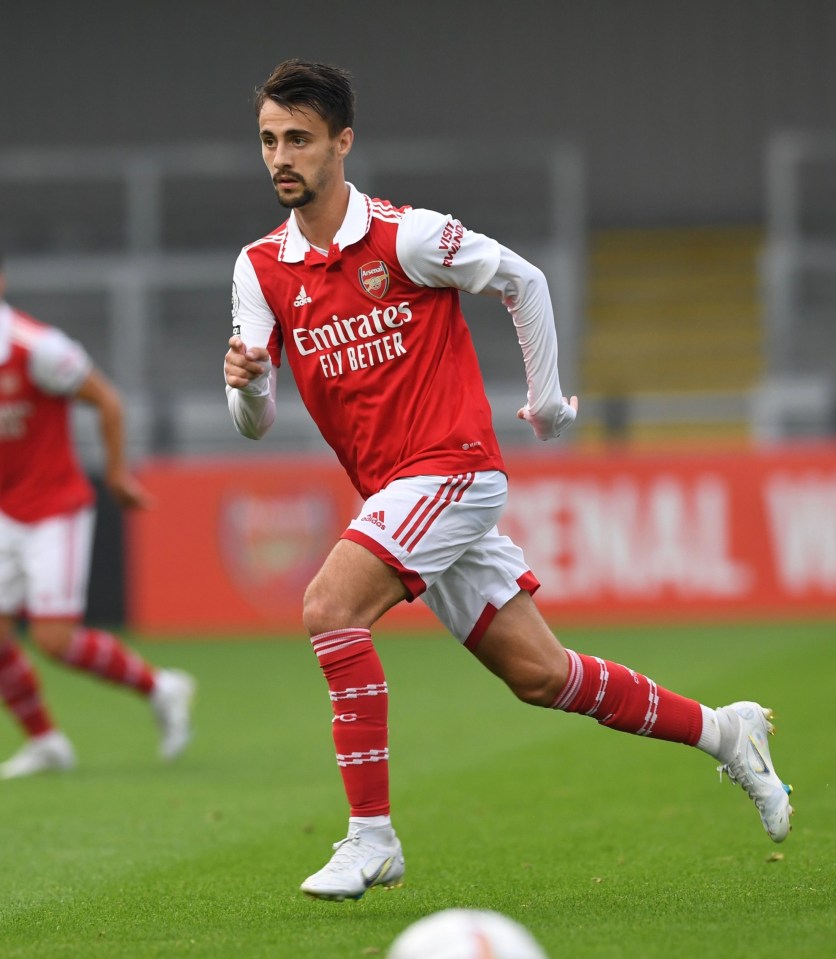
top-left (757, 130), bottom-right (836, 440)
top-left (0, 139), bottom-right (585, 465)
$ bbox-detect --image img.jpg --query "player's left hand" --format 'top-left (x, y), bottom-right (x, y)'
top-left (517, 394), bottom-right (578, 441)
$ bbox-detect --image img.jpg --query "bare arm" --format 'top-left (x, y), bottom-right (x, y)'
top-left (75, 369), bottom-right (154, 509)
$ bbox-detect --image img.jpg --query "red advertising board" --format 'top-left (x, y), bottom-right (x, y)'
top-left (128, 444), bottom-right (836, 634)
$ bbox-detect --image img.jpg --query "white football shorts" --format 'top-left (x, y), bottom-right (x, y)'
top-left (0, 506), bottom-right (95, 618)
top-left (342, 470), bottom-right (539, 648)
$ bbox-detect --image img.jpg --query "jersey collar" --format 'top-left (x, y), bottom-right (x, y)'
top-left (280, 182), bottom-right (370, 264)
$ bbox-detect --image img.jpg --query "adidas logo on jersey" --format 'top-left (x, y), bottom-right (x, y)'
top-left (293, 285), bottom-right (312, 307)
top-left (360, 510), bottom-right (386, 529)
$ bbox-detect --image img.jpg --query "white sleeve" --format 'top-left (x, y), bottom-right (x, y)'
top-left (30, 328), bottom-right (93, 396)
top-left (225, 249), bottom-right (278, 440)
top-left (480, 245), bottom-right (576, 441)
top-left (226, 366), bottom-right (277, 439)
top-left (395, 208), bottom-right (501, 293)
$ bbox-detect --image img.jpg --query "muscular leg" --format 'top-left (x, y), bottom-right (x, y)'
top-left (299, 539), bottom-right (409, 898)
top-left (471, 589), bottom-right (794, 842)
top-left (303, 539), bottom-right (408, 818)
top-left (1, 509), bottom-right (193, 768)
top-left (303, 539), bottom-right (408, 634)
top-left (30, 618), bottom-right (155, 694)
top-left (474, 590), bottom-right (703, 745)
top-left (0, 614), bottom-right (55, 737)
top-left (470, 591), bottom-right (569, 705)
top-left (28, 618), bottom-right (194, 761)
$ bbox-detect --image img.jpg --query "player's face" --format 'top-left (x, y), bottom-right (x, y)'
top-left (259, 101), bottom-right (352, 210)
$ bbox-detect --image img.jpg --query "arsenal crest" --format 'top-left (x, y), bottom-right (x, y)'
top-left (219, 490), bottom-right (336, 614)
top-left (358, 260), bottom-right (390, 299)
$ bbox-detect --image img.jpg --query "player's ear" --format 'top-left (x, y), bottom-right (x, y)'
top-left (336, 127), bottom-right (354, 160)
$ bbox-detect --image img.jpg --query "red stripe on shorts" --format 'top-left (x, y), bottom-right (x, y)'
top-left (396, 473), bottom-right (475, 553)
top-left (393, 495), bottom-right (429, 541)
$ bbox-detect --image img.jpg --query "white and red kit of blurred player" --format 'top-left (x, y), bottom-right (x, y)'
top-left (227, 186), bottom-right (708, 823)
top-left (0, 302), bottom-right (191, 768)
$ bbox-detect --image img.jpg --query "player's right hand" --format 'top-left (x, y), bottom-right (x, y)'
top-left (224, 336), bottom-right (270, 389)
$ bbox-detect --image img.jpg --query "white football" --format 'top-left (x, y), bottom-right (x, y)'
top-left (387, 908), bottom-right (549, 959)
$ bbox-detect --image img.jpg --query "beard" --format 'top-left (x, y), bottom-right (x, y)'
top-left (274, 178), bottom-right (316, 209)
top-left (272, 151), bottom-right (334, 209)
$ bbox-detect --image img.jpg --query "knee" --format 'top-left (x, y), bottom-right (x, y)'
top-left (29, 621), bottom-right (74, 658)
top-left (505, 647), bottom-right (570, 708)
top-left (302, 582), bottom-right (350, 637)
top-left (509, 670), bottom-right (565, 708)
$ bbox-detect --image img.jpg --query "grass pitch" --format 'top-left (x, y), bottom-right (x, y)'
top-left (0, 621), bottom-right (833, 959)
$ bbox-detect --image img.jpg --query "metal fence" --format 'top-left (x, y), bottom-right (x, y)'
top-left (757, 131), bottom-right (836, 440)
top-left (0, 139), bottom-right (586, 466)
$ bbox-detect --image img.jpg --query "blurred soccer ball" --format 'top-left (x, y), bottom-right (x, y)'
top-left (387, 908), bottom-right (548, 959)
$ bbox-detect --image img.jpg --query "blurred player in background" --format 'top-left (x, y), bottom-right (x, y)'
top-left (0, 255), bottom-right (195, 779)
top-left (224, 59), bottom-right (793, 901)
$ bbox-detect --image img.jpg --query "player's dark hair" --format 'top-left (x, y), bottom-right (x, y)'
top-left (254, 59), bottom-right (355, 136)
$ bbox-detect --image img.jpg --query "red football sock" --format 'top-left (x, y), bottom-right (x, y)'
top-left (552, 649), bottom-right (703, 745)
top-left (311, 628), bottom-right (390, 817)
top-left (0, 639), bottom-right (55, 737)
top-left (57, 628), bottom-right (155, 695)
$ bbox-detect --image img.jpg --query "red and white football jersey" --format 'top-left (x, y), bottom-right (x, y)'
top-left (230, 185), bottom-right (509, 498)
top-left (0, 303), bottom-right (94, 522)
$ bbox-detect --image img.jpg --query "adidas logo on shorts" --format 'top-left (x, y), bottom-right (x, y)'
top-left (360, 510), bottom-right (386, 529)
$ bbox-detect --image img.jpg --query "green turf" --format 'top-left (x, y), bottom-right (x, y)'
top-left (0, 621), bottom-right (833, 958)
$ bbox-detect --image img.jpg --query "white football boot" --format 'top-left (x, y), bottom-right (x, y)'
top-left (715, 701), bottom-right (793, 842)
top-left (150, 669), bottom-right (196, 760)
top-left (300, 824), bottom-right (405, 901)
top-left (0, 730), bottom-right (76, 779)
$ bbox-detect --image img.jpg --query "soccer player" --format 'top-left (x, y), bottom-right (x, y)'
top-left (224, 59), bottom-right (793, 901)
top-left (0, 255), bottom-right (195, 779)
